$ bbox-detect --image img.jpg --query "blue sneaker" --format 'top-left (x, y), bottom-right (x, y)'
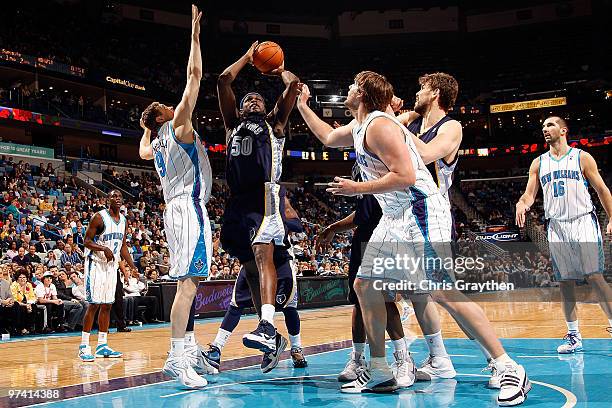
top-left (243, 320), bottom-right (277, 353)
top-left (201, 344), bottom-right (221, 374)
top-left (78, 345), bottom-right (94, 362)
top-left (557, 332), bottom-right (583, 354)
top-left (95, 344), bottom-right (123, 358)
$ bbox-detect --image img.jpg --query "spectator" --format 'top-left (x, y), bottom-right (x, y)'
top-left (25, 245), bottom-right (42, 264)
top-left (13, 247), bottom-right (30, 267)
top-left (9, 269), bottom-right (37, 335)
top-left (4, 241), bottom-right (18, 260)
top-left (54, 270), bottom-right (86, 331)
top-left (157, 254), bottom-right (170, 276)
top-left (35, 272), bottom-right (68, 333)
top-left (45, 250), bottom-right (61, 269)
top-left (16, 217), bottom-right (28, 234)
top-left (60, 244), bottom-right (81, 267)
top-left (69, 272), bottom-right (87, 301)
top-left (6, 199), bottom-right (21, 218)
top-left (35, 235), bottom-right (51, 253)
top-left (123, 268), bottom-right (160, 324)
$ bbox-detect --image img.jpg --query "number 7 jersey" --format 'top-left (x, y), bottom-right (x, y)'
top-left (538, 147), bottom-right (594, 221)
top-left (84, 209), bottom-right (126, 264)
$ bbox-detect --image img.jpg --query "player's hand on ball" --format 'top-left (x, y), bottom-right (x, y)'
top-left (327, 176), bottom-right (360, 196)
top-left (103, 247), bottom-right (114, 262)
top-left (390, 95), bottom-right (404, 112)
top-left (515, 202), bottom-right (529, 227)
top-left (297, 83), bottom-right (311, 106)
top-left (245, 41), bottom-right (259, 65)
top-left (264, 60), bottom-right (285, 76)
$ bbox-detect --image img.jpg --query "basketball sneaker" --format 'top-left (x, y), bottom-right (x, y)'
top-left (291, 346), bottom-right (308, 368)
top-left (340, 367), bottom-right (398, 393)
top-left (416, 355), bottom-right (456, 381)
top-left (496, 362), bottom-right (531, 406)
top-left (162, 353), bottom-right (208, 389)
top-left (78, 345), bottom-right (94, 362)
top-left (201, 344), bottom-right (221, 374)
top-left (338, 351), bottom-right (367, 382)
top-left (482, 360), bottom-right (501, 389)
top-left (261, 333), bottom-right (288, 373)
top-left (185, 343), bottom-right (219, 375)
top-left (606, 327), bottom-right (611, 337)
top-left (557, 332), bottom-right (583, 354)
top-left (243, 320), bottom-right (277, 353)
top-left (390, 350), bottom-right (416, 388)
top-left (94, 344), bottom-right (122, 358)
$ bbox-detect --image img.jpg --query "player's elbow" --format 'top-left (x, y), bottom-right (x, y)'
top-left (217, 72), bottom-right (233, 85)
top-left (189, 67), bottom-right (203, 82)
top-left (399, 171), bottom-right (416, 188)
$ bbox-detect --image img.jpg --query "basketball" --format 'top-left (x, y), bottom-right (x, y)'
top-left (253, 41), bottom-right (284, 73)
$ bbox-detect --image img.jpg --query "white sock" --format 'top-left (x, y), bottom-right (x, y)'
top-left (370, 356), bottom-right (390, 372)
top-left (261, 304), bottom-right (275, 326)
top-left (184, 331), bottom-right (196, 346)
top-left (289, 333), bottom-right (301, 349)
top-left (353, 342), bottom-right (366, 358)
top-left (97, 332), bottom-right (107, 345)
top-left (212, 328), bottom-right (232, 350)
top-left (566, 320), bottom-right (580, 334)
top-left (473, 339), bottom-right (492, 361)
top-left (81, 331), bottom-right (90, 347)
top-left (424, 331), bottom-right (449, 358)
top-left (392, 339), bottom-right (406, 354)
top-left (494, 353), bottom-right (516, 367)
top-left (171, 338), bottom-right (185, 356)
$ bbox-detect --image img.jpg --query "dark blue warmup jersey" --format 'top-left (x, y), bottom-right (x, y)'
top-left (226, 114), bottom-right (284, 196)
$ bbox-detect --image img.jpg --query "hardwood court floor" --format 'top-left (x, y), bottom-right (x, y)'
top-left (1, 287), bottom-right (610, 395)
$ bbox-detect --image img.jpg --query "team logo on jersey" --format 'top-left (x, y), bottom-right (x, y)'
top-left (276, 294), bottom-right (287, 305)
top-left (194, 259), bottom-right (204, 271)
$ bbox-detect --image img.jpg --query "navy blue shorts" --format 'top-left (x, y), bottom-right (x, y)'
top-left (348, 226), bottom-right (376, 305)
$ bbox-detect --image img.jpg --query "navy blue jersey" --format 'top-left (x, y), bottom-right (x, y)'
top-left (226, 114), bottom-right (284, 195)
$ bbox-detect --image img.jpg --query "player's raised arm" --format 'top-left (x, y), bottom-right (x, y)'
top-left (267, 66), bottom-right (300, 135)
top-left (515, 157), bottom-right (541, 227)
top-left (296, 84), bottom-right (355, 148)
top-left (327, 118), bottom-right (415, 196)
top-left (84, 214), bottom-right (114, 262)
top-left (171, 5), bottom-right (203, 143)
top-left (410, 120), bottom-right (462, 165)
top-left (139, 118), bottom-right (153, 160)
top-left (217, 41), bottom-right (258, 133)
top-left (580, 151), bottom-right (612, 234)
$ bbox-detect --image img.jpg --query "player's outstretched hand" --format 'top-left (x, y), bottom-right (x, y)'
top-left (191, 5), bottom-right (202, 38)
top-left (327, 176), bottom-right (360, 196)
top-left (390, 95), bottom-right (404, 112)
top-left (103, 247), bottom-right (114, 262)
top-left (245, 41), bottom-right (259, 65)
top-left (297, 83), bottom-right (310, 107)
top-left (515, 202), bottom-right (529, 227)
top-left (315, 227), bottom-right (335, 251)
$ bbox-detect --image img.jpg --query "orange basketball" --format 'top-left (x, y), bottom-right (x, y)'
top-left (253, 41), bottom-right (284, 74)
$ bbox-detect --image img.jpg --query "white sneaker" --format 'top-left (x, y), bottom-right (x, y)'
top-left (338, 351), bottom-right (367, 382)
top-left (557, 332), bottom-right (583, 354)
top-left (185, 343), bottom-right (219, 375)
top-left (340, 367), bottom-right (398, 393)
top-left (390, 350), bottom-right (416, 388)
top-left (416, 355), bottom-right (456, 381)
top-left (482, 360), bottom-right (501, 389)
top-left (162, 353), bottom-right (208, 389)
top-left (497, 363), bottom-right (531, 406)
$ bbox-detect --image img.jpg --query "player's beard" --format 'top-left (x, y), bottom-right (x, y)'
top-left (414, 99), bottom-right (428, 116)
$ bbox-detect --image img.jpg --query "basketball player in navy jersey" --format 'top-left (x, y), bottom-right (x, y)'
top-left (217, 43), bottom-right (300, 357)
top-left (516, 116), bottom-right (612, 352)
top-left (140, 5), bottom-right (216, 388)
top-left (203, 194), bottom-right (307, 374)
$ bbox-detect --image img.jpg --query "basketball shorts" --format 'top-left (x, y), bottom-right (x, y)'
top-left (348, 226), bottom-right (376, 305)
top-left (357, 194), bottom-right (454, 295)
top-left (164, 197), bottom-right (212, 279)
top-left (221, 183), bottom-right (289, 263)
top-left (230, 249), bottom-right (298, 310)
top-left (84, 257), bottom-right (118, 304)
top-left (547, 211), bottom-right (604, 280)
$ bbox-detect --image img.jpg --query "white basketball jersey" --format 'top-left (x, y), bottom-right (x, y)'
top-left (352, 111), bottom-right (440, 216)
top-left (84, 210), bottom-right (126, 264)
top-left (538, 147), bottom-right (594, 221)
top-left (435, 159), bottom-right (458, 203)
top-left (151, 121), bottom-right (213, 204)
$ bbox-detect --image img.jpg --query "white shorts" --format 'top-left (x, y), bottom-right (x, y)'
top-left (164, 197), bottom-right (213, 279)
top-left (547, 212), bottom-right (604, 280)
top-left (84, 257), bottom-right (118, 304)
top-left (252, 182), bottom-right (286, 246)
top-left (357, 194), bottom-right (454, 289)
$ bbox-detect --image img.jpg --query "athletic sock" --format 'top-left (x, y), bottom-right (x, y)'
top-left (353, 342), bottom-right (366, 359)
top-left (212, 328), bottom-right (232, 350)
top-left (81, 331), bottom-right (90, 347)
top-left (424, 330), bottom-right (449, 358)
top-left (472, 339), bottom-right (492, 361)
top-left (566, 320), bottom-right (580, 336)
top-left (97, 332), bottom-right (107, 346)
top-left (392, 338), bottom-right (407, 354)
top-left (184, 331), bottom-right (196, 346)
top-left (261, 304), bottom-right (275, 327)
top-left (171, 338), bottom-right (185, 357)
top-left (289, 333), bottom-right (302, 349)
